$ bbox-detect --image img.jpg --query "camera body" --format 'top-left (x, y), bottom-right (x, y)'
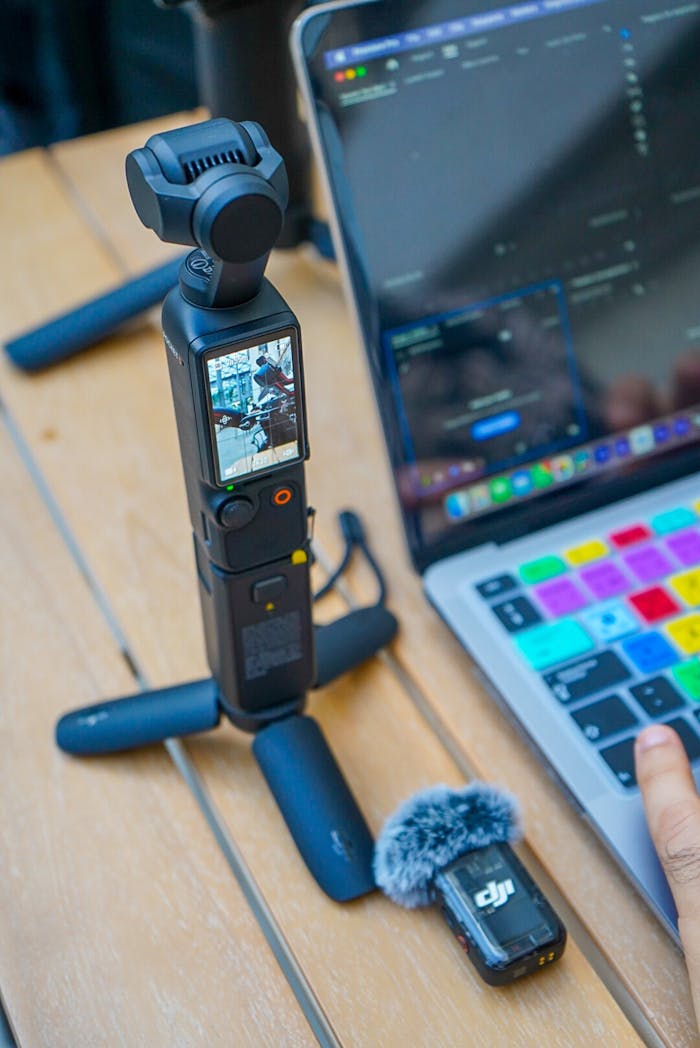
top-left (124, 118), bottom-right (318, 730)
top-left (162, 268), bottom-right (314, 730)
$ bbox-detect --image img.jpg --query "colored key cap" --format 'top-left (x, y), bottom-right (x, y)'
top-left (669, 568), bottom-right (700, 607)
top-left (667, 614), bottom-right (700, 655)
top-left (579, 560), bottom-right (630, 600)
top-left (673, 659), bottom-right (700, 700)
top-left (564, 539), bottom-right (607, 566)
top-left (533, 576), bottom-right (587, 617)
top-left (519, 555), bottom-right (567, 585)
top-left (514, 618), bottom-right (593, 671)
top-left (623, 544), bottom-right (674, 583)
top-left (609, 524), bottom-right (651, 548)
top-left (580, 600), bottom-right (639, 643)
top-left (628, 586), bottom-right (680, 623)
top-left (650, 507), bottom-right (696, 535)
top-left (665, 529), bottom-right (700, 567)
top-left (622, 632), bottom-right (678, 674)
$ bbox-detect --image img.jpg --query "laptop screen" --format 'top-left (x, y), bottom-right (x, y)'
top-left (297, 0), bottom-right (700, 569)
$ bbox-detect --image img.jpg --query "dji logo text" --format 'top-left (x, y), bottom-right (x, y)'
top-left (474, 878), bottom-right (515, 909)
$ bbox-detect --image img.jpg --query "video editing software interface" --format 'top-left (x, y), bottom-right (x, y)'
top-left (205, 334), bottom-right (302, 484)
top-left (313, 0), bottom-right (700, 548)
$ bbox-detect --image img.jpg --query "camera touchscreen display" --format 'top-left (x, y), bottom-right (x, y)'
top-left (205, 332), bottom-right (303, 484)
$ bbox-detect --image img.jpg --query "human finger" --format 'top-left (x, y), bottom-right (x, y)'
top-left (635, 724), bottom-right (700, 1021)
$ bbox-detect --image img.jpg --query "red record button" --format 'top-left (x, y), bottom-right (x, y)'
top-left (272, 486), bottom-right (294, 507)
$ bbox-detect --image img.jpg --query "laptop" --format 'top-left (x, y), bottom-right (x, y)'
top-left (292, 0), bottom-right (700, 938)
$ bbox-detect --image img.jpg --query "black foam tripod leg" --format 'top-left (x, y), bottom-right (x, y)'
top-left (5, 256), bottom-right (184, 371)
top-left (55, 607), bottom-right (397, 755)
top-left (252, 713), bottom-right (376, 900)
top-left (313, 606), bottom-right (398, 688)
top-left (55, 677), bottom-right (221, 754)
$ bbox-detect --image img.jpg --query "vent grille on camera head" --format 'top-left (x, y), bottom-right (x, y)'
top-left (182, 149), bottom-right (249, 183)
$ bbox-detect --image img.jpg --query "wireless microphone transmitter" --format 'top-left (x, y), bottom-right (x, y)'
top-left (374, 783), bottom-right (566, 984)
top-left (56, 118), bottom-right (396, 903)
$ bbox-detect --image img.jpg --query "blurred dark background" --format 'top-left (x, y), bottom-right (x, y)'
top-left (0, 0), bottom-right (198, 155)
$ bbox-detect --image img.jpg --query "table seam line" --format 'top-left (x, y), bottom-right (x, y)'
top-left (45, 146), bottom-right (130, 275)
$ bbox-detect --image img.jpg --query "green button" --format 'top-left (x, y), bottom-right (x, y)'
top-left (515, 619), bottom-right (593, 671)
top-left (490, 477), bottom-right (512, 503)
top-left (519, 555), bottom-right (567, 584)
top-left (532, 463), bottom-right (553, 489)
top-left (672, 659), bottom-right (700, 700)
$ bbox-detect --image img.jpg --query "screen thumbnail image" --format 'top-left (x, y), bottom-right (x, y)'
top-left (207, 336), bottom-right (300, 483)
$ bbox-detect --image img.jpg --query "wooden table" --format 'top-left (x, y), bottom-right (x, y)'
top-left (0, 114), bottom-right (695, 1047)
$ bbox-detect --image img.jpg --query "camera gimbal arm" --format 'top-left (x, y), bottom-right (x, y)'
top-left (126, 118), bottom-right (287, 308)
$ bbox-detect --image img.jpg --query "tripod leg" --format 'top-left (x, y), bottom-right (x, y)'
top-left (55, 678), bottom-right (220, 755)
top-left (55, 603), bottom-right (397, 754)
top-left (253, 713), bottom-right (376, 901)
top-left (5, 256), bottom-right (183, 371)
top-left (313, 606), bottom-right (398, 689)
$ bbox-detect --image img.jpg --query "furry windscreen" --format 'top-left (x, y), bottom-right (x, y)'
top-left (373, 782), bottom-right (521, 908)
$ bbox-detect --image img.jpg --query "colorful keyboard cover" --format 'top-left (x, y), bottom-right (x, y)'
top-left (475, 503), bottom-right (700, 789)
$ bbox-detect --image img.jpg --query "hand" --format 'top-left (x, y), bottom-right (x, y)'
top-left (635, 724), bottom-right (700, 1023)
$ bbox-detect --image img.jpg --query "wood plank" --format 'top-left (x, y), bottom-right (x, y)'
top-left (39, 123), bottom-right (651, 1040)
top-left (0, 147), bottom-right (205, 691)
top-left (0, 416), bottom-right (314, 1047)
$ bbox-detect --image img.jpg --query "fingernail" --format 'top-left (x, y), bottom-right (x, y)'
top-left (635, 724), bottom-right (678, 753)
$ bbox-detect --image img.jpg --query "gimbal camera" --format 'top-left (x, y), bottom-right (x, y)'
top-left (55, 118), bottom-right (397, 902)
top-left (165, 0), bottom-right (314, 248)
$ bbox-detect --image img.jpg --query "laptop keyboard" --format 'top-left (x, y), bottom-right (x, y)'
top-left (474, 503), bottom-right (700, 790)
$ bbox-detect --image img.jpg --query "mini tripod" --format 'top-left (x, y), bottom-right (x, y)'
top-left (56, 118), bottom-right (397, 902)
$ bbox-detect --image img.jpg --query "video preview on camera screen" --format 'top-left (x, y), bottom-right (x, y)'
top-left (206, 335), bottom-right (301, 484)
